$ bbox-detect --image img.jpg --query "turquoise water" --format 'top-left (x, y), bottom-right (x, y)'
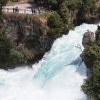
top-left (0, 24), bottom-right (97, 100)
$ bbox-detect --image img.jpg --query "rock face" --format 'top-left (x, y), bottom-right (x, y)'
top-left (81, 30), bottom-right (95, 60)
top-left (2, 14), bottom-right (53, 67)
top-left (82, 30), bottom-right (95, 47)
top-left (4, 14), bottom-right (53, 50)
top-left (81, 26), bottom-right (100, 61)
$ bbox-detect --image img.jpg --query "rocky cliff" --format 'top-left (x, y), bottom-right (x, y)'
top-left (1, 13), bottom-right (53, 68)
top-left (82, 30), bottom-right (95, 48)
top-left (81, 25), bottom-right (100, 64)
top-left (81, 25), bottom-right (100, 100)
top-left (81, 30), bottom-right (95, 61)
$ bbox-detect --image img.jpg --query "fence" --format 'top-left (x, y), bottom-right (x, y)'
top-left (2, 7), bottom-right (45, 15)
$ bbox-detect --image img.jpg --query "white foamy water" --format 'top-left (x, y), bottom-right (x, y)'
top-left (0, 24), bottom-right (98, 100)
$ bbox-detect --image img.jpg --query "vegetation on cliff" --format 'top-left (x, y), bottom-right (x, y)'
top-left (82, 26), bottom-right (100, 100)
top-left (0, 28), bottom-right (12, 64)
top-left (43, 0), bottom-right (99, 41)
top-left (0, 27), bottom-right (34, 68)
top-left (4, 0), bottom-right (100, 36)
top-left (47, 12), bottom-right (65, 38)
top-left (38, 0), bottom-right (98, 25)
top-left (0, 0), bottom-right (54, 68)
top-left (0, 0), bottom-right (8, 17)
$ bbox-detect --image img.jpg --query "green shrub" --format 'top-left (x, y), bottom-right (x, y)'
top-left (82, 43), bottom-right (100, 100)
top-left (0, 31), bottom-right (12, 63)
top-left (84, 44), bottom-right (100, 69)
top-left (47, 12), bottom-right (63, 29)
top-left (10, 49), bottom-right (25, 63)
top-left (58, 1), bottom-right (69, 24)
top-left (47, 12), bottom-right (65, 37)
top-left (10, 48), bottom-right (34, 63)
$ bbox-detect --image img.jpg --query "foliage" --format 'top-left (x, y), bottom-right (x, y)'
top-left (47, 0), bottom-right (97, 24)
top-left (0, 27), bottom-right (34, 67)
top-left (47, 12), bottom-right (63, 28)
top-left (82, 43), bottom-right (100, 100)
top-left (0, 0), bottom-right (8, 15)
top-left (58, 1), bottom-right (69, 24)
top-left (0, 0), bottom-right (8, 7)
top-left (46, 0), bottom-right (98, 36)
top-left (0, 28), bottom-right (12, 63)
top-left (82, 61), bottom-right (100, 100)
top-left (47, 0), bottom-right (64, 10)
top-left (47, 12), bottom-right (65, 37)
top-left (10, 48), bottom-right (34, 63)
top-left (77, 0), bottom-right (97, 20)
top-left (82, 0), bottom-right (97, 15)
top-left (84, 44), bottom-right (100, 68)
top-left (66, 0), bottom-right (82, 10)
top-left (10, 49), bottom-right (25, 63)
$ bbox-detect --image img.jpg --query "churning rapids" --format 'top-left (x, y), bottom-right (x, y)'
top-left (0, 24), bottom-right (98, 100)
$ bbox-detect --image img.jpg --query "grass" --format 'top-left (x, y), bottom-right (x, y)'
top-left (31, 11), bottom-right (55, 19)
top-left (3, 11), bottom-right (55, 20)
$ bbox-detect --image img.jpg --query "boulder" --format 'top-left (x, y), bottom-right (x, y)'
top-left (82, 30), bottom-right (95, 47)
top-left (81, 30), bottom-right (95, 60)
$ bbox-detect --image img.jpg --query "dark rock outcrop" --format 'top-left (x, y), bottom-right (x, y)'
top-left (81, 30), bottom-right (95, 60)
top-left (1, 14), bottom-right (54, 68)
top-left (82, 30), bottom-right (95, 48)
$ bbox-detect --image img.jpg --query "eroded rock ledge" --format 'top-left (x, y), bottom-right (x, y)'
top-left (0, 13), bottom-right (54, 69)
top-left (81, 25), bottom-right (100, 60)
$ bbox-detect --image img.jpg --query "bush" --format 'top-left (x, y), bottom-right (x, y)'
top-left (82, 61), bottom-right (100, 100)
top-left (47, 12), bottom-right (65, 37)
top-left (47, 12), bottom-right (63, 29)
top-left (84, 44), bottom-right (100, 69)
top-left (10, 48), bottom-right (34, 63)
top-left (58, 1), bottom-right (69, 24)
top-left (0, 0), bottom-right (8, 15)
top-left (82, 43), bottom-right (100, 100)
top-left (0, 31), bottom-right (12, 63)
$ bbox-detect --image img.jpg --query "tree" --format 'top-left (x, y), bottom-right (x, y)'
top-left (0, 0), bottom-right (8, 15)
top-left (84, 43), bottom-right (100, 68)
top-left (82, 61), bottom-right (100, 100)
top-left (47, 12), bottom-right (63, 29)
top-left (58, 1), bottom-right (69, 24)
top-left (78, 0), bottom-right (97, 20)
top-left (84, 0), bottom-right (97, 14)
top-left (0, 29), bottom-right (12, 63)
top-left (82, 43), bottom-right (100, 100)
top-left (47, 0), bottom-right (65, 10)
top-left (47, 12), bottom-right (65, 37)
top-left (66, 0), bottom-right (82, 10)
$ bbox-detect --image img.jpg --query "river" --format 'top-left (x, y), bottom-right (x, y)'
top-left (0, 23), bottom-right (97, 100)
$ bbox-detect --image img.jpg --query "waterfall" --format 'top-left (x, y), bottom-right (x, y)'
top-left (0, 23), bottom-right (97, 100)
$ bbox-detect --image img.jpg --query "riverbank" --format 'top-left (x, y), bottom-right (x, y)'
top-left (0, 11), bottom-right (57, 70)
top-left (1, 0), bottom-right (100, 70)
top-left (1, 12), bottom-right (100, 70)
top-left (0, 22), bottom-right (89, 100)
